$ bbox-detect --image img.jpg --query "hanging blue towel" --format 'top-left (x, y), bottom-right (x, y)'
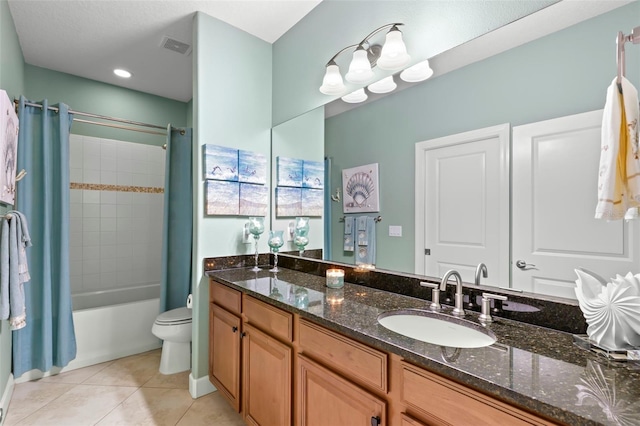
top-left (343, 216), bottom-right (355, 252)
top-left (356, 216), bottom-right (376, 265)
top-left (0, 211), bottom-right (31, 330)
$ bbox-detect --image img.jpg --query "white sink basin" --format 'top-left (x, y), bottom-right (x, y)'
top-left (377, 309), bottom-right (496, 348)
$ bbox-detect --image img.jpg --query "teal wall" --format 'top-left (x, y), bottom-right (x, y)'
top-left (272, 0), bottom-right (556, 125)
top-left (1, 0), bottom-right (24, 100)
top-left (24, 65), bottom-right (188, 146)
top-left (0, 0), bottom-right (23, 410)
top-left (325, 3), bottom-right (640, 273)
top-left (271, 107), bottom-right (325, 251)
top-left (192, 12), bottom-right (272, 381)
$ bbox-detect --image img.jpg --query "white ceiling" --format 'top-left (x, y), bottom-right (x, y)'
top-left (7, 0), bottom-right (323, 103)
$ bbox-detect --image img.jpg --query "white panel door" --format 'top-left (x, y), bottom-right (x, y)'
top-left (415, 124), bottom-right (509, 286)
top-left (512, 110), bottom-right (640, 299)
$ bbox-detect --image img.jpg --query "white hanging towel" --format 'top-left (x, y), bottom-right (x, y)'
top-left (595, 76), bottom-right (640, 220)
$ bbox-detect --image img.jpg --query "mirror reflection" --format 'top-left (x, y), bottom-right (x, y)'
top-left (271, 2), bottom-right (640, 300)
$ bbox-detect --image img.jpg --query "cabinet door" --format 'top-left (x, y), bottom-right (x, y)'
top-left (243, 323), bottom-right (292, 426)
top-left (297, 354), bottom-right (386, 426)
top-left (209, 304), bottom-right (242, 412)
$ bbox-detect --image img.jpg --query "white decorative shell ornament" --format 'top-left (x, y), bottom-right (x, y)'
top-left (574, 268), bottom-right (640, 350)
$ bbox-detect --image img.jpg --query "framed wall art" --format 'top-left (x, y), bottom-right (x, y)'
top-left (239, 183), bottom-right (268, 216)
top-left (203, 144), bottom-right (238, 181)
top-left (239, 150), bottom-right (267, 185)
top-left (342, 163), bottom-right (379, 213)
top-left (205, 180), bottom-right (239, 215)
top-left (0, 90), bottom-right (18, 205)
top-left (276, 156), bottom-right (303, 187)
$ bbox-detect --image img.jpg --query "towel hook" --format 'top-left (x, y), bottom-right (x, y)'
top-left (15, 169), bottom-right (26, 182)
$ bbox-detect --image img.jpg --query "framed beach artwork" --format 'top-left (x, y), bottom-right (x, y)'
top-left (203, 144), bottom-right (238, 181)
top-left (302, 160), bottom-right (324, 189)
top-left (239, 150), bottom-right (267, 185)
top-left (0, 90), bottom-right (18, 205)
top-left (276, 156), bottom-right (303, 187)
top-left (205, 180), bottom-right (239, 215)
top-left (342, 163), bottom-right (380, 213)
top-left (302, 188), bottom-right (323, 217)
top-left (275, 187), bottom-right (302, 217)
top-left (239, 183), bottom-right (268, 216)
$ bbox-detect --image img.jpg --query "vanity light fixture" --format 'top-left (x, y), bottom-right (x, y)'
top-left (341, 88), bottom-right (368, 104)
top-left (319, 23), bottom-right (408, 95)
top-left (399, 59), bottom-right (434, 83)
top-left (368, 76), bottom-right (397, 94)
top-left (113, 68), bottom-right (132, 78)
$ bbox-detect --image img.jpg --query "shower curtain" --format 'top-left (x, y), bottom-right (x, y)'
top-left (13, 96), bottom-right (76, 377)
top-left (160, 126), bottom-right (193, 312)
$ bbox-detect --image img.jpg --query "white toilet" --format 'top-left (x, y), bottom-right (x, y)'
top-left (152, 306), bottom-right (192, 375)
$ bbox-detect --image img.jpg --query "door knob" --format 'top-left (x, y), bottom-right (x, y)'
top-left (515, 260), bottom-right (536, 270)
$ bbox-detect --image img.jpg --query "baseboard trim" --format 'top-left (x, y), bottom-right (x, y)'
top-left (0, 374), bottom-right (14, 425)
top-left (189, 373), bottom-right (216, 399)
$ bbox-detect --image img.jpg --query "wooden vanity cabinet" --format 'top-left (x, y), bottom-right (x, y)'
top-left (209, 280), bottom-right (293, 425)
top-left (209, 283), bottom-right (243, 412)
top-left (209, 279), bottom-right (557, 426)
top-left (242, 296), bottom-right (293, 426)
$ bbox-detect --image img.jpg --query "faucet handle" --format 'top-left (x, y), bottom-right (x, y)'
top-left (420, 282), bottom-right (441, 312)
top-left (479, 292), bottom-right (508, 323)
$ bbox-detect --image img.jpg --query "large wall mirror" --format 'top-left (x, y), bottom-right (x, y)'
top-left (271, 1), bottom-right (640, 301)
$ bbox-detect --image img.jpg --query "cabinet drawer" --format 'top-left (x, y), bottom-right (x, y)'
top-left (298, 319), bottom-right (387, 393)
top-left (243, 295), bottom-right (293, 342)
top-left (211, 280), bottom-right (241, 315)
top-left (401, 362), bottom-right (554, 426)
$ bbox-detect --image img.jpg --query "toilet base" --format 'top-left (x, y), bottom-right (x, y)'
top-left (159, 340), bottom-right (191, 375)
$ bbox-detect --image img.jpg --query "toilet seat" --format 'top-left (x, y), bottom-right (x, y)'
top-left (155, 307), bottom-right (192, 325)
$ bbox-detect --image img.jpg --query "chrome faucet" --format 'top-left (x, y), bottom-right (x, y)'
top-left (475, 263), bottom-right (488, 286)
top-left (439, 270), bottom-right (465, 316)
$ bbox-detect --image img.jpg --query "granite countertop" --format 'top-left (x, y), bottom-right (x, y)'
top-left (206, 267), bottom-right (640, 426)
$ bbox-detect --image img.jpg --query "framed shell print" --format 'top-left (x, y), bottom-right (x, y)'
top-left (0, 90), bottom-right (19, 205)
top-left (342, 163), bottom-right (379, 213)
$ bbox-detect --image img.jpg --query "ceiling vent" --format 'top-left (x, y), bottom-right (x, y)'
top-left (160, 36), bottom-right (192, 56)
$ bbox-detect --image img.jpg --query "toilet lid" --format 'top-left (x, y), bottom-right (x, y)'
top-left (155, 307), bottom-right (192, 324)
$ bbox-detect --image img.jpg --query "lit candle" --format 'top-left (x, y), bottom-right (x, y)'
top-left (326, 287), bottom-right (344, 305)
top-left (326, 268), bottom-right (345, 288)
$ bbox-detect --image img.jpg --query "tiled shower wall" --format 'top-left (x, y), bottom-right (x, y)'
top-left (69, 134), bottom-right (165, 299)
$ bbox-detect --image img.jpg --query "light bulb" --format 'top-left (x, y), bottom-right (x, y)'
top-left (400, 59), bottom-right (434, 82)
top-left (367, 76), bottom-right (397, 94)
top-left (341, 88), bottom-right (368, 104)
top-left (345, 47), bottom-right (374, 84)
top-left (113, 68), bottom-right (132, 78)
top-left (377, 27), bottom-right (410, 70)
top-left (319, 63), bottom-right (346, 95)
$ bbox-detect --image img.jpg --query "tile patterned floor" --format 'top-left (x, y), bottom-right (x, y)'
top-left (5, 350), bottom-right (245, 426)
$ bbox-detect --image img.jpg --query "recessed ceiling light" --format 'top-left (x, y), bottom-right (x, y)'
top-left (113, 68), bottom-right (132, 78)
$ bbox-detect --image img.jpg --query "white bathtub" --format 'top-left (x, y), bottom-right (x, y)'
top-left (16, 284), bottom-right (163, 382)
top-left (67, 284), bottom-right (162, 370)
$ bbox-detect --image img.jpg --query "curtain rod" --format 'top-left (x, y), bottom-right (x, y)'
top-left (13, 99), bottom-right (169, 135)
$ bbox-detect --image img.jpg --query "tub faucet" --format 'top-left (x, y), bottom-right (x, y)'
top-left (440, 270), bottom-right (465, 316)
top-left (475, 263), bottom-right (488, 286)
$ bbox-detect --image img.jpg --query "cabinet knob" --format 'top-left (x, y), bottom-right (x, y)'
top-left (240, 332), bottom-right (247, 339)
top-left (232, 326), bottom-right (238, 333)
top-left (371, 415), bottom-right (381, 426)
